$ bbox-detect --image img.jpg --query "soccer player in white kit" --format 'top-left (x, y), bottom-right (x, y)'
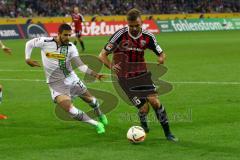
top-left (25, 24), bottom-right (107, 134)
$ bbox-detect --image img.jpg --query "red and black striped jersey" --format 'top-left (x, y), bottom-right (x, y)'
top-left (104, 27), bottom-right (163, 78)
top-left (71, 13), bottom-right (85, 31)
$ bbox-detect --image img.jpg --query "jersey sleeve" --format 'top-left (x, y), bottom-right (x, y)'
top-left (69, 44), bottom-right (79, 59)
top-left (104, 28), bottom-right (124, 53)
top-left (29, 37), bottom-right (45, 48)
top-left (25, 37), bottom-right (45, 59)
top-left (69, 44), bottom-right (94, 75)
top-left (147, 33), bottom-right (163, 56)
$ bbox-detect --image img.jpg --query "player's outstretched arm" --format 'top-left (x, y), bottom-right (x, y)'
top-left (98, 49), bottom-right (121, 73)
top-left (25, 39), bottom-right (41, 67)
top-left (98, 49), bottom-right (112, 69)
top-left (0, 40), bottom-right (12, 55)
top-left (71, 56), bottom-right (106, 81)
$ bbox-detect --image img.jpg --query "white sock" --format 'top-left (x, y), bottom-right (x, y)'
top-left (69, 106), bottom-right (98, 126)
top-left (89, 97), bottom-right (102, 116)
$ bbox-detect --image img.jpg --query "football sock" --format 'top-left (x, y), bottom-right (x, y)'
top-left (89, 97), bottom-right (102, 116)
top-left (69, 106), bottom-right (98, 126)
top-left (73, 40), bottom-right (77, 45)
top-left (153, 104), bottom-right (171, 136)
top-left (138, 111), bottom-right (149, 132)
top-left (80, 41), bottom-right (85, 50)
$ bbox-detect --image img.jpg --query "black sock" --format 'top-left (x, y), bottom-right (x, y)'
top-left (154, 104), bottom-right (171, 136)
top-left (73, 40), bottom-right (77, 45)
top-left (138, 111), bottom-right (149, 132)
top-left (80, 41), bottom-right (85, 50)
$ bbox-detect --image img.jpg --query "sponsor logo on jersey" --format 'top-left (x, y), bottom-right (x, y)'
top-left (46, 52), bottom-right (65, 60)
top-left (127, 47), bottom-right (143, 52)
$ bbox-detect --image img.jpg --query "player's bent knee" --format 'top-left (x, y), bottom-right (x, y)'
top-left (139, 104), bottom-right (149, 113)
top-left (147, 97), bottom-right (160, 108)
top-left (56, 95), bottom-right (72, 111)
top-left (56, 95), bottom-right (71, 103)
top-left (150, 101), bottom-right (160, 108)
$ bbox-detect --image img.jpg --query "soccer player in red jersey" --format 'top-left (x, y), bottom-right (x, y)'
top-left (71, 6), bottom-right (85, 51)
top-left (0, 40), bottom-right (12, 119)
top-left (99, 8), bottom-right (178, 141)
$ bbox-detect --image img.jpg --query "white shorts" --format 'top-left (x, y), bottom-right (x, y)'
top-left (48, 72), bottom-right (87, 101)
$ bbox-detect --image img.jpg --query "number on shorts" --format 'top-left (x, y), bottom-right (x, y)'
top-left (132, 96), bottom-right (141, 106)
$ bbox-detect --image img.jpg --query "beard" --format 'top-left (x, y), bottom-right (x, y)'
top-left (60, 38), bottom-right (69, 45)
top-left (130, 29), bottom-right (141, 38)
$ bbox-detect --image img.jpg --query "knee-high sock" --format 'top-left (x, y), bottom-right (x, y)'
top-left (153, 104), bottom-right (171, 136)
top-left (138, 111), bottom-right (149, 132)
top-left (89, 97), bottom-right (102, 116)
top-left (80, 41), bottom-right (85, 50)
top-left (69, 106), bottom-right (98, 126)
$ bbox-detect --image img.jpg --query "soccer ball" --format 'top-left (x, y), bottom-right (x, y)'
top-left (127, 126), bottom-right (146, 143)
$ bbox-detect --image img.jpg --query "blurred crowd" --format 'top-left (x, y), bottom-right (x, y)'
top-left (0, 0), bottom-right (240, 17)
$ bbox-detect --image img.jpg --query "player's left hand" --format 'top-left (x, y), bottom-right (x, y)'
top-left (3, 47), bottom-right (12, 55)
top-left (157, 53), bottom-right (165, 64)
top-left (25, 59), bottom-right (41, 67)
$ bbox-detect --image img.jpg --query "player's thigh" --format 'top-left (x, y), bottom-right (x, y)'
top-left (49, 80), bottom-right (71, 101)
top-left (75, 31), bottom-right (82, 39)
top-left (55, 95), bottom-right (72, 112)
top-left (147, 94), bottom-right (161, 108)
top-left (70, 80), bottom-right (87, 98)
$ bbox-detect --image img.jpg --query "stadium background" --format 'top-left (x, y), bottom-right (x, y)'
top-left (1, 0), bottom-right (240, 160)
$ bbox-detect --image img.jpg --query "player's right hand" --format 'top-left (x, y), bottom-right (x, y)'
top-left (111, 62), bottom-right (121, 73)
top-left (95, 74), bottom-right (108, 81)
top-left (25, 59), bottom-right (41, 67)
top-left (157, 53), bottom-right (166, 64)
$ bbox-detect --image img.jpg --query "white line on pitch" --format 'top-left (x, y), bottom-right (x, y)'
top-left (0, 78), bottom-right (240, 85)
top-left (0, 78), bottom-right (44, 82)
top-left (0, 70), bottom-right (42, 72)
top-left (0, 70), bottom-right (112, 75)
top-left (170, 81), bottom-right (240, 85)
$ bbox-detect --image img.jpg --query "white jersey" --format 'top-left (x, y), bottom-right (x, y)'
top-left (25, 37), bottom-right (79, 83)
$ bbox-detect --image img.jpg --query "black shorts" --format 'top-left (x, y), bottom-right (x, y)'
top-left (118, 72), bottom-right (157, 109)
top-left (75, 30), bottom-right (82, 38)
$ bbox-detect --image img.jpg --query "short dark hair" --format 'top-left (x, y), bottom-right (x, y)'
top-left (58, 23), bottom-right (72, 33)
top-left (127, 8), bottom-right (141, 21)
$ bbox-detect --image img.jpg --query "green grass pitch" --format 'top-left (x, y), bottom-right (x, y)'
top-left (0, 30), bottom-right (240, 160)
